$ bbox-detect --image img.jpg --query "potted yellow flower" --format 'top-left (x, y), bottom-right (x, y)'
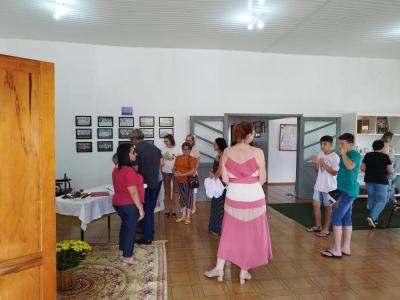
top-left (56, 240), bottom-right (92, 291)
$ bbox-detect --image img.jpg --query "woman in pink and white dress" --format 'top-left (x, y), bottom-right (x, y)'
top-left (205, 121), bottom-right (272, 284)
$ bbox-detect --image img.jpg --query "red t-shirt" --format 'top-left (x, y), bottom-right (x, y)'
top-left (112, 166), bottom-right (145, 206)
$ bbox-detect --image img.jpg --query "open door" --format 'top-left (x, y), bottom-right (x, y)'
top-left (296, 117), bottom-right (341, 199)
top-left (0, 55), bottom-right (56, 299)
top-left (190, 116), bottom-right (225, 200)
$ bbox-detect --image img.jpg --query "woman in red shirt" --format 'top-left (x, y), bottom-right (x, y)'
top-left (112, 143), bottom-right (145, 264)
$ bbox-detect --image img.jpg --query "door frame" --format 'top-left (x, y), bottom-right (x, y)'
top-left (295, 116), bottom-right (341, 199)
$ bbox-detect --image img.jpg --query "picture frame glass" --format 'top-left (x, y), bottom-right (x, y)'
top-left (98, 116), bottom-right (113, 127)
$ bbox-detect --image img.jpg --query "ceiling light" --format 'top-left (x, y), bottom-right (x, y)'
top-left (53, 0), bottom-right (66, 20)
top-left (257, 20), bottom-right (264, 29)
top-left (247, 23), bottom-right (254, 30)
top-left (258, 0), bottom-right (265, 5)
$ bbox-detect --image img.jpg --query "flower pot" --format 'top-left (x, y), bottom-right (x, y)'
top-left (57, 268), bottom-right (75, 291)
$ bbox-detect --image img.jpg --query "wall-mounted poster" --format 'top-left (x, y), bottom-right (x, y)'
top-left (121, 106), bottom-right (133, 116)
top-left (119, 117), bottom-right (134, 127)
top-left (139, 116), bottom-right (155, 127)
top-left (76, 128), bottom-right (92, 139)
top-left (159, 128), bottom-right (174, 138)
top-left (76, 142), bottom-right (92, 153)
top-left (376, 116), bottom-right (389, 134)
top-left (97, 141), bottom-right (113, 152)
top-left (159, 117), bottom-right (174, 127)
top-left (97, 128), bottom-right (113, 139)
top-left (98, 116), bottom-right (113, 127)
top-left (75, 116), bottom-right (92, 127)
top-left (119, 141), bottom-right (131, 146)
top-left (140, 128), bottom-right (154, 138)
top-left (119, 128), bottom-right (134, 139)
top-left (144, 140), bottom-right (154, 145)
top-left (279, 124), bottom-right (297, 151)
top-left (253, 121), bottom-right (265, 138)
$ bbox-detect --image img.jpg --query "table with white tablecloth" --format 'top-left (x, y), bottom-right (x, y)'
top-left (56, 184), bottom-right (165, 240)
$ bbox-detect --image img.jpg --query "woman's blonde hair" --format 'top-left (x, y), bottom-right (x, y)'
top-left (382, 131), bottom-right (393, 143)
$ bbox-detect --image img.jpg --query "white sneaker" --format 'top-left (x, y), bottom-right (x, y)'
top-left (367, 217), bottom-right (376, 229)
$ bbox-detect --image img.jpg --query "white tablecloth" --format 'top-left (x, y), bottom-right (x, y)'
top-left (56, 184), bottom-right (165, 231)
top-left (56, 185), bottom-right (115, 231)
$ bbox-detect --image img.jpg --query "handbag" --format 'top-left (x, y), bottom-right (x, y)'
top-left (187, 157), bottom-right (200, 189)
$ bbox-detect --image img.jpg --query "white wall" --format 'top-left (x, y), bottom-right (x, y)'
top-left (1, 38), bottom-right (399, 189)
top-left (268, 118), bottom-right (297, 183)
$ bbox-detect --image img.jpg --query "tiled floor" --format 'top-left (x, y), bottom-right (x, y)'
top-left (57, 185), bottom-right (400, 300)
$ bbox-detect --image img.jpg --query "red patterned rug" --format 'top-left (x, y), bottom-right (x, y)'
top-left (58, 241), bottom-right (167, 300)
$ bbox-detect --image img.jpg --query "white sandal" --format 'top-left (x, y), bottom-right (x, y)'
top-left (204, 268), bottom-right (224, 282)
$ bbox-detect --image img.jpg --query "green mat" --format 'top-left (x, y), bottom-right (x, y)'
top-left (269, 200), bottom-right (400, 230)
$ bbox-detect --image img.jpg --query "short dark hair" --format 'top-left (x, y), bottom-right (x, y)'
top-left (215, 137), bottom-right (227, 152)
top-left (182, 142), bottom-right (192, 150)
top-left (163, 134), bottom-right (176, 146)
top-left (320, 135), bottom-right (333, 143)
top-left (372, 139), bottom-right (385, 151)
top-left (117, 143), bottom-right (134, 170)
top-left (338, 133), bottom-right (354, 144)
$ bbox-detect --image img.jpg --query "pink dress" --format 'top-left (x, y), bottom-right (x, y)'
top-left (217, 157), bottom-right (272, 270)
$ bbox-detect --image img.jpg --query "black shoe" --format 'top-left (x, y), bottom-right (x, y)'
top-left (171, 213), bottom-right (177, 218)
top-left (135, 239), bottom-right (152, 245)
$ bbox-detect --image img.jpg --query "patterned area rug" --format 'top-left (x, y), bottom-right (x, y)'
top-left (58, 241), bottom-right (167, 300)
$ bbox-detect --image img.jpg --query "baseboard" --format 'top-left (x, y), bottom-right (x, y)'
top-left (267, 182), bottom-right (295, 186)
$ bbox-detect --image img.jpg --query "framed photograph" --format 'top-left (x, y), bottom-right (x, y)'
top-left (121, 106), bottom-right (133, 116)
top-left (159, 128), bottom-right (174, 138)
top-left (75, 116), bottom-right (92, 127)
top-left (98, 116), bottom-right (114, 127)
top-left (119, 141), bottom-right (131, 146)
top-left (140, 128), bottom-right (154, 138)
top-left (139, 116), bottom-right (155, 127)
top-left (376, 116), bottom-right (389, 134)
top-left (119, 128), bottom-right (134, 139)
top-left (279, 124), bottom-right (297, 151)
top-left (97, 128), bottom-right (113, 139)
top-left (159, 117), bottom-right (174, 127)
top-left (119, 117), bottom-right (134, 127)
top-left (76, 142), bottom-right (92, 153)
top-left (76, 128), bottom-right (92, 139)
top-left (253, 121), bottom-right (265, 138)
top-left (97, 141), bottom-right (113, 152)
top-left (144, 140), bottom-right (154, 145)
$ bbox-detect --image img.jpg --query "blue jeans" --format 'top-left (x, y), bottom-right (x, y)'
top-left (332, 191), bottom-right (356, 226)
top-left (141, 182), bottom-right (162, 241)
top-left (113, 204), bottom-right (139, 257)
top-left (366, 183), bottom-right (389, 221)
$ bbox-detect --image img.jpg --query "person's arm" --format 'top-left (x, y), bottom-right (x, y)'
top-left (256, 149), bottom-right (267, 185)
top-left (341, 151), bottom-right (356, 170)
top-left (310, 155), bottom-right (319, 172)
top-left (127, 186), bottom-right (144, 220)
top-left (220, 149), bottom-right (229, 184)
top-left (319, 158), bottom-right (338, 176)
top-left (160, 158), bottom-right (165, 169)
top-left (387, 164), bottom-right (394, 174)
top-left (360, 162), bottom-right (366, 172)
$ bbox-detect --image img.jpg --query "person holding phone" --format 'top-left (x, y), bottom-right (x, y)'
top-left (112, 143), bottom-right (145, 264)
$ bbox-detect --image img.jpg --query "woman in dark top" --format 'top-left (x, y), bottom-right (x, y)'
top-left (208, 137), bottom-right (228, 235)
top-left (361, 140), bottom-right (394, 228)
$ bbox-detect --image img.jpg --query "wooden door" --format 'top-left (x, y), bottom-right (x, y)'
top-left (0, 55), bottom-right (56, 299)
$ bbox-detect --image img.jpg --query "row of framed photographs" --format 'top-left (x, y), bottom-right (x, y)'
top-left (76, 128), bottom-right (174, 139)
top-left (76, 116), bottom-right (174, 128)
top-left (77, 140), bottom-right (154, 153)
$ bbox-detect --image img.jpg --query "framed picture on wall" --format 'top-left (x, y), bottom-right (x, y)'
top-left (140, 128), bottom-right (154, 139)
top-left (159, 117), bottom-right (174, 127)
top-left (118, 128), bottom-right (134, 139)
top-left (144, 140), bottom-right (154, 145)
top-left (76, 142), bottom-right (92, 153)
top-left (119, 117), bottom-right (134, 127)
top-left (159, 128), bottom-right (174, 138)
top-left (98, 116), bottom-right (114, 127)
top-left (376, 116), bottom-right (389, 134)
top-left (97, 141), bottom-right (113, 152)
top-left (76, 128), bottom-right (92, 139)
top-left (139, 116), bottom-right (155, 127)
top-left (75, 116), bottom-right (92, 127)
top-left (97, 128), bottom-right (113, 139)
top-left (279, 124), bottom-right (297, 151)
top-left (119, 141), bottom-right (131, 146)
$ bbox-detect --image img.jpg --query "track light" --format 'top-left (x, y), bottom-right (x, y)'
top-left (53, 0), bottom-right (65, 20)
top-left (257, 20), bottom-right (264, 29)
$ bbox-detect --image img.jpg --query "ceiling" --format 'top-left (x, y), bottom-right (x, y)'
top-left (1, 0), bottom-right (400, 59)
